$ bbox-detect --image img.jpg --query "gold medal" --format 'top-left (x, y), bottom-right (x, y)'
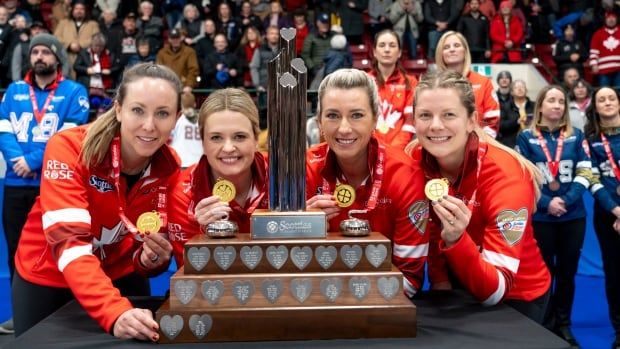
top-left (213, 179), bottom-right (236, 203)
top-left (334, 184), bottom-right (356, 208)
top-left (549, 180), bottom-right (560, 191)
top-left (425, 178), bottom-right (449, 201)
top-left (136, 211), bottom-right (161, 235)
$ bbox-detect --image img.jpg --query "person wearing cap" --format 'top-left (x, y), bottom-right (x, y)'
top-left (0, 33), bottom-right (89, 335)
top-left (489, 0), bottom-right (524, 63)
top-left (53, 0), bottom-right (100, 78)
top-left (107, 11), bottom-right (139, 73)
top-left (156, 28), bottom-right (199, 92)
top-left (590, 11), bottom-right (620, 88)
top-left (301, 12), bottom-right (334, 83)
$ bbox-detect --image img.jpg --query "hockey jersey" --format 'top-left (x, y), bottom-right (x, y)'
top-left (306, 138), bottom-right (429, 297)
top-left (14, 126), bottom-right (180, 332)
top-left (170, 114), bottom-right (202, 168)
top-left (589, 26), bottom-right (620, 75)
top-left (416, 134), bottom-right (550, 303)
top-left (168, 153), bottom-right (269, 267)
top-left (0, 71), bottom-right (89, 186)
top-left (516, 127), bottom-right (593, 222)
top-left (468, 71), bottom-right (500, 138)
top-left (368, 70), bottom-right (418, 150)
top-left (589, 128), bottom-right (620, 212)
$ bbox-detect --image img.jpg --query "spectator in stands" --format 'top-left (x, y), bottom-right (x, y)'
top-left (250, 0), bottom-right (270, 20)
top-left (170, 91), bottom-right (202, 168)
top-left (51, 0), bottom-right (71, 31)
top-left (553, 23), bottom-right (586, 82)
top-left (387, 0), bottom-right (423, 59)
top-left (462, 0), bottom-right (495, 19)
top-left (250, 25), bottom-right (279, 122)
top-left (301, 13), bottom-right (333, 85)
top-left (136, 1), bottom-right (164, 55)
top-left (3, 0), bottom-right (32, 24)
top-left (457, 0), bottom-right (491, 63)
top-left (2, 14), bottom-right (28, 83)
top-left (11, 21), bottom-right (51, 81)
top-left (201, 33), bottom-right (243, 89)
top-left (498, 79), bottom-right (533, 148)
top-left (126, 36), bottom-right (155, 68)
top-left (292, 8), bottom-right (310, 56)
top-left (217, 2), bottom-right (243, 50)
top-left (368, 0), bottom-right (393, 38)
top-left (238, 0), bottom-right (263, 34)
top-left (54, 0), bottom-right (100, 78)
top-left (368, 29), bottom-right (417, 149)
top-left (489, 0), bottom-right (524, 63)
top-left (162, 0), bottom-right (185, 29)
top-left (91, 0), bottom-right (120, 20)
top-left (74, 32), bottom-right (119, 112)
top-left (195, 18), bottom-right (217, 61)
top-left (0, 6), bottom-right (11, 83)
top-left (568, 78), bottom-right (592, 131)
top-left (496, 70), bottom-right (512, 109)
top-left (0, 34), bottom-right (89, 335)
top-left (237, 26), bottom-right (262, 88)
top-left (262, 0), bottom-right (290, 30)
top-left (585, 86), bottom-right (620, 349)
top-left (424, 0), bottom-right (460, 59)
top-left (98, 9), bottom-right (121, 41)
top-left (156, 28), bottom-right (199, 93)
top-left (590, 11), bottom-right (620, 88)
top-left (523, 0), bottom-right (553, 44)
top-left (176, 3), bottom-right (204, 46)
top-left (561, 67), bottom-right (581, 92)
top-left (435, 31), bottom-right (500, 137)
top-left (324, 29), bottom-right (352, 75)
top-left (21, 0), bottom-right (45, 27)
top-left (336, 0), bottom-right (368, 45)
top-left (107, 12), bottom-right (139, 74)
top-left (518, 85), bottom-right (591, 349)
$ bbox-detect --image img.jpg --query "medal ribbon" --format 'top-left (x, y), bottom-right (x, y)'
top-left (600, 132), bottom-right (620, 182)
top-left (536, 128), bottom-right (565, 179)
top-left (111, 137), bottom-right (167, 235)
top-left (29, 85), bottom-right (56, 124)
top-left (464, 139), bottom-right (487, 211)
top-left (322, 144), bottom-right (386, 212)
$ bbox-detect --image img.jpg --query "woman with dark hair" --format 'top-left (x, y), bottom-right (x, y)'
top-left (11, 63), bottom-right (182, 339)
top-left (517, 85), bottom-right (592, 347)
top-left (367, 29), bottom-right (418, 149)
top-left (585, 86), bottom-right (620, 349)
top-left (568, 78), bottom-right (593, 131)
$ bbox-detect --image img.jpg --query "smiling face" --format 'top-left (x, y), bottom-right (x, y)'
top-left (414, 87), bottom-right (475, 169)
top-left (319, 87), bottom-right (376, 166)
top-left (203, 110), bottom-right (258, 181)
top-left (115, 77), bottom-right (179, 169)
top-left (595, 87), bottom-right (620, 121)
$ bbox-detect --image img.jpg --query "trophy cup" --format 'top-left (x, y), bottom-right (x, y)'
top-left (250, 28), bottom-right (326, 239)
top-left (205, 179), bottom-right (239, 238)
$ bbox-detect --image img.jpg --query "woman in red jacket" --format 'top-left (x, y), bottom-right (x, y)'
top-left (305, 68), bottom-right (428, 297)
top-left (168, 88), bottom-right (269, 267)
top-left (12, 63), bottom-right (182, 340)
top-left (489, 0), bottom-right (525, 63)
top-left (367, 29), bottom-right (418, 150)
top-left (407, 69), bottom-right (551, 323)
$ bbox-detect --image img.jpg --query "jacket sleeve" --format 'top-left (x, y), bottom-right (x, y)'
top-left (590, 140), bottom-right (620, 213)
top-left (440, 166), bottom-right (535, 305)
top-left (387, 1), bottom-right (405, 25)
top-left (481, 79), bottom-right (500, 137)
top-left (40, 133), bottom-right (133, 333)
top-left (553, 41), bottom-right (572, 66)
top-left (560, 134), bottom-right (592, 207)
top-left (0, 84), bottom-right (25, 161)
top-left (516, 131), bottom-right (551, 210)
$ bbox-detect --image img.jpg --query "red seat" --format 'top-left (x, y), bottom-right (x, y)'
top-left (352, 58), bottom-right (372, 71)
top-left (350, 44), bottom-right (370, 60)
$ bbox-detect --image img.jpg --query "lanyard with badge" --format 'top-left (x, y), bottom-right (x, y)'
top-left (536, 129), bottom-right (565, 191)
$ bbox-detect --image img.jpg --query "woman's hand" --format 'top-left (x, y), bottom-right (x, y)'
top-left (431, 195), bottom-right (472, 247)
top-left (113, 308), bottom-right (159, 341)
top-left (306, 194), bottom-right (341, 220)
top-left (547, 197), bottom-right (567, 217)
top-left (613, 218), bottom-right (620, 234)
top-left (139, 233), bottom-right (172, 268)
top-left (193, 195), bottom-right (232, 226)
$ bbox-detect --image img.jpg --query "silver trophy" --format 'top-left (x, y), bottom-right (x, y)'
top-left (339, 210), bottom-right (370, 237)
top-left (205, 212), bottom-right (238, 238)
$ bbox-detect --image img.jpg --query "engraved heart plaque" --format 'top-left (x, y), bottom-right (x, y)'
top-left (261, 279), bottom-right (283, 303)
top-left (160, 315), bottom-right (183, 340)
top-left (290, 278), bottom-right (312, 303)
top-left (188, 314), bottom-right (212, 340)
top-left (320, 277), bottom-right (342, 302)
top-left (315, 245), bottom-right (337, 270)
top-left (240, 245), bottom-right (262, 270)
top-left (174, 280), bottom-right (197, 305)
top-left (213, 246), bottom-right (236, 270)
top-left (365, 244), bottom-right (387, 268)
top-left (187, 246), bottom-right (210, 271)
top-left (201, 280), bottom-right (224, 305)
top-left (290, 246), bottom-right (312, 270)
top-left (378, 276), bottom-right (400, 300)
top-left (349, 276), bottom-right (371, 301)
top-left (266, 245), bottom-right (288, 270)
top-left (232, 280), bottom-right (255, 305)
top-left (340, 244), bottom-right (362, 269)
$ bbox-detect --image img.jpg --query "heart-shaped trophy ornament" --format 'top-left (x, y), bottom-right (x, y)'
top-left (339, 209), bottom-right (370, 237)
top-left (205, 179), bottom-right (239, 238)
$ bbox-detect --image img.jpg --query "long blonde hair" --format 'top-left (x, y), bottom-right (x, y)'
top-left (529, 85), bottom-right (573, 137)
top-left (405, 70), bottom-right (543, 203)
top-left (198, 88), bottom-right (261, 140)
top-left (80, 63), bottom-right (183, 169)
top-left (434, 31), bottom-right (472, 77)
top-left (316, 68), bottom-right (380, 121)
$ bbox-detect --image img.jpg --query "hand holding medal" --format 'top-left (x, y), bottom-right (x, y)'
top-left (136, 211), bottom-right (162, 236)
top-left (425, 178), bottom-right (449, 202)
top-left (200, 179), bottom-right (239, 238)
top-left (334, 184), bottom-right (356, 208)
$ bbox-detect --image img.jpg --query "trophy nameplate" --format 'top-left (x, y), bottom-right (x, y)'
top-left (251, 209), bottom-right (327, 239)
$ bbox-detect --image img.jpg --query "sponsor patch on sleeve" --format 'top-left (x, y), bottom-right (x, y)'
top-left (496, 208), bottom-right (528, 246)
top-left (408, 200), bottom-right (429, 235)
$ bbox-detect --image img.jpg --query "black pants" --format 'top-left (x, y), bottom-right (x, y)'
top-left (506, 287), bottom-right (551, 325)
top-left (594, 204), bottom-right (620, 337)
top-left (533, 218), bottom-right (586, 328)
top-left (12, 270), bottom-right (151, 336)
top-left (2, 186), bottom-right (39, 281)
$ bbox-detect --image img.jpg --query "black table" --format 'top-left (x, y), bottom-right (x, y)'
top-left (4, 291), bottom-right (570, 349)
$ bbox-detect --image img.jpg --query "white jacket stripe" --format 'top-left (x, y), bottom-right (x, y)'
top-left (42, 208), bottom-right (91, 230)
top-left (58, 244), bottom-right (93, 272)
top-left (481, 249), bottom-right (520, 273)
top-left (482, 270), bottom-right (507, 306)
top-left (393, 242), bottom-right (429, 259)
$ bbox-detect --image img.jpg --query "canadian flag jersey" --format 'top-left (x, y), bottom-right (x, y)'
top-left (14, 126), bottom-right (180, 332)
top-left (368, 70), bottom-right (418, 150)
top-left (589, 26), bottom-right (620, 75)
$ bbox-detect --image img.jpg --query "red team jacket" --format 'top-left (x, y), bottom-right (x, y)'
top-left (368, 70), bottom-right (418, 149)
top-left (14, 126), bottom-right (180, 332)
top-left (414, 136), bottom-right (550, 304)
top-left (168, 153), bottom-right (269, 267)
top-left (468, 71), bottom-right (500, 138)
top-left (306, 138), bottom-right (429, 296)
